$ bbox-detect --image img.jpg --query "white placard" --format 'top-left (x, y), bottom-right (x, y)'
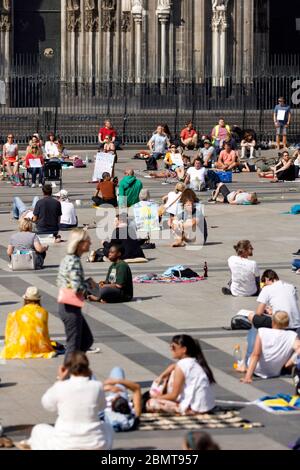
top-left (92, 152), bottom-right (115, 182)
top-left (277, 109), bottom-right (286, 121)
top-left (29, 159), bottom-right (42, 168)
top-left (0, 81), bottom-right (5, 105)
top-left (171, 153), bottom-right (184, 167)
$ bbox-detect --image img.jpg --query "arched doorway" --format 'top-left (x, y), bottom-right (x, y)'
top-left (12, 0), bottom-right (61, 107)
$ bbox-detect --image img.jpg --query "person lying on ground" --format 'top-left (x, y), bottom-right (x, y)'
top-left (149, 155), bottom-right (191, 181)
top-left (208, 183), bottom-right (258, 205)
top-left (239, 311), bottom-right (300, 384)
top-left (87, 245), bottom-right (133, 303)
top-left (103, 367), bottom-right (141, 432)
top-left (146, 335), bottom-right (215, 415)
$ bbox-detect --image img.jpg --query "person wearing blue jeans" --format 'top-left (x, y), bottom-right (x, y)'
top-left (103, 368), bottom-right (141, 432)
top-left (12, 196), bottom-right (39, 220)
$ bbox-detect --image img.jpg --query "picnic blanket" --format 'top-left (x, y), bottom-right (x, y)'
top-left (255, 394), bottom-right (300, 414)
top-left (134, 275), bottom-right (204, 284)
top-left (134, 265), bottom-right (205, 284)
top-left (138, 411), bottom-right (263, 431)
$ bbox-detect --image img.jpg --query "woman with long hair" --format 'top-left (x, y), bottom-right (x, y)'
top-left (171, 189), bottom-right (201, 247)
top-left (146, 334), bottom-right (216, 415)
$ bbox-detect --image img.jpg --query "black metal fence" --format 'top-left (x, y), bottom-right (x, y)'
top-left (1, 73), bottom-right (300, 146)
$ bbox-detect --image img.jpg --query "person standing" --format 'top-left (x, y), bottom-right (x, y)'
top-left (57, 229), bottom-right (95, 358)
top-left (274, 97), bottom-right (291, 150)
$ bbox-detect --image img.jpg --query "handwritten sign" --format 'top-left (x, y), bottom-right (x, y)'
top-left (92, 152), bottom-right (115, 182)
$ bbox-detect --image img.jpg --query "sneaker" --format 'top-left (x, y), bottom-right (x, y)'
top-left (7, 264), bottom-right (12, 269)
top-left (39, 184), bottom-right (43, 188)
top-left (292, 367), bottom-right (300, 395)
top-left (222, 287), bottom-right (232, 296)
top-left (86, 347), bottom-right (101, 355)
top-left (31, 184), bottom-right (36, 188)
top-left (293, 250), bottom-right (300, 256)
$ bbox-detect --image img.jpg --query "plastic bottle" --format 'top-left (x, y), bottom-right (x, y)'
top-left (233, 345), bottom-right (243, 370)
top-left (203, 262), bottom-right (208, 278)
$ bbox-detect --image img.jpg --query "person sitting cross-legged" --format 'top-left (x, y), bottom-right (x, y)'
top-left (239, 311), bottom-right (300, 384)
top-left (215, 143), bottom-right (239, 171)
top-left (92, 172), bottom-right (118, 208)
top-left (87, 245), bottom-right (133, 304)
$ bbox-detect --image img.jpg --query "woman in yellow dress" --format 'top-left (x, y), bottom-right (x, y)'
top-left (0, 287), bottom-right (55, 360)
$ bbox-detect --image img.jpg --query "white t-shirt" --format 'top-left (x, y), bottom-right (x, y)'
top-left (253, 328), bottom-right (297, 378)
top-left (228, 256), bottom-right (260, 297)
top-left (149, 134), bottom-right (168, 154)
top-left (45, 141), bottom-right (59, 158)
top-left (60, 201), bottom-right (77, 226)
top-left (227, 192), bottom-right (250, 204)
top-left (187, 167), bottom-right (207, 189)
top-left (165, 191), bottom-right (181, 216)
top-left (177, 358), bottom-right (215, 414)
top-left (257, 281), bottom-right (300, 329)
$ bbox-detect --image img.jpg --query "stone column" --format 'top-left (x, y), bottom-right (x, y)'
top-left (211, 0), bottom-right (228, 87)
top-left (0, 0), bottom-right (12, 104)
top-left (66, 0), bottom-right (81, 81)
top-left (156, 0), bottom-right (171, 85)
top-left (61, 0), bottom-right (67, 82)
top-left (194, 0), bottom-right (205, 84)
top-left (101, 0), bottom-right (117, 81)
top-left (132, 1), bottom-right (143, 84)
top-left (84, 0), bottom-right (99, 81)
top-left (121, 9), bottom-right (131, 82)
top-left (243, 0), bottom-right (254, 81)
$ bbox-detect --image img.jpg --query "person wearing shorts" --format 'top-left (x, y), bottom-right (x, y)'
top-left (274, 97), bottom-right (291, 149)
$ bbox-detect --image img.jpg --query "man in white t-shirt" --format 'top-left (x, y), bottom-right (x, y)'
top-left (185, 159), bottom-right (207, 192)
top-left (241, 311), bottom-right (300, 383)
top-left (223, 240), bottom-right (260, 297)
top-left (248, 270), bottom-right (300, 331)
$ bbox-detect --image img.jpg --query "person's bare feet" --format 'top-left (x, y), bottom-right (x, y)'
top-left (235, 364), bottom-right (247, 374)
top-left (87, 295), bottom-right (99, 302)
top-left (0, 437), bottom-right (14, 448)
top-left (172, 242), bottom-right (186, 248)
top-left (14, 440), bottom-right (30, 450)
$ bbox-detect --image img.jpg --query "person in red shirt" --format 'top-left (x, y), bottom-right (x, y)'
top-left (215, 143), bottom-right (239, 171)
top-left (98, 120), bottom-right (117, 149)
top-left (180, 122), bottom-right (198, 150)
top-left (25, 146), bottom-right (45, 188)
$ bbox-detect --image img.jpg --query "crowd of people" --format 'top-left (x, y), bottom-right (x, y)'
top-left (1, 101), bottom-right (300, 451)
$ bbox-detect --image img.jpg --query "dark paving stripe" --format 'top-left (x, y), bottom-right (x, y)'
top-left (0, 277), bottom-right (170, 375)
top-left (42, 275), bottom-right (177, 334)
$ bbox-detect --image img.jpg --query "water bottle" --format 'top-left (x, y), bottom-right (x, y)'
top-left (203, 262), bottom-right (208, 278)
top-left (233, 345), bottom-right (243, 370)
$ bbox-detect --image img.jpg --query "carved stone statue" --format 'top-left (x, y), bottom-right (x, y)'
top-left (67, 0), bottom-right (81, 32)
top-left (85, 0), bottom-right (96, 10)
top-left (67, 0), bottom-right (80, 11)
top-left (121, 11), bottom-right (131, 33)
top-left (84, 0), bottom-right (99, 32)
top-left (0, 0), bottom-right (11, 31)
top-left (156, 0), bottom-right (171, 18)
top-left (212, 0), bottom-right (229, 11)
top-left (101, 0), bottom-right (117, 32)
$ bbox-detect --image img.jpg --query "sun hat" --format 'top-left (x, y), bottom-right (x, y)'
top-left (23, 287), bottom-right (41, 301)
top-left (54, 189), bottom-right (69, 200)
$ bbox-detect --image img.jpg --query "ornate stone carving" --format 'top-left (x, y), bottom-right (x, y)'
top-left (101, 0), bottom-right (117, 33)
top-left (156, 0), bottom-right (171, 22)
top-left (211, 0), bottom-right (228, 32)
top-left (84, 0), bottom-right (99, 32)
top-left (67, 0), bottom-right (81, 32)
top-left (121, 12), bottom-right (131, 33)
top-left (0, 0), bottom-right (11, 32)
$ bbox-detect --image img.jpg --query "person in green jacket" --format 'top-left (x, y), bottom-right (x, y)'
top-left (118, 169), bottom-right (143, 208)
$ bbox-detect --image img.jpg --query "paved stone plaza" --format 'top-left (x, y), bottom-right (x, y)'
top-left (1, 149), bottom-right (300, 451)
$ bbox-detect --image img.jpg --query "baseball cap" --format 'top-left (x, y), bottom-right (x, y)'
top-left (54, 189), bottom-right (69, 200)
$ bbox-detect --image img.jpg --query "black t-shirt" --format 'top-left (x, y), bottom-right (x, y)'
top-left (33, 197), bottom-right (62, 233)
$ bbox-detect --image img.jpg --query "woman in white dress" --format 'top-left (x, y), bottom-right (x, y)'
top-left (17, 352), bottom-right (113, 450)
